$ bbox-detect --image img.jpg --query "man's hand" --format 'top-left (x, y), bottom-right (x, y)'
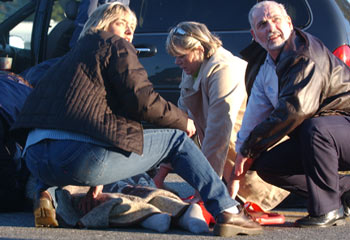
top-left (234, 153), bottom-right (254, 178)
top-left (186, 118), bottom-right (196, 137)
top-left (227, 153), bottom-right (254, 199)
top-left (79, 185), bottom-right (104, 214)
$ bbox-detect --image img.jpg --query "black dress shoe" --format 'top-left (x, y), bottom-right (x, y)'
top-left (213, 205), bottom-right (263, 237)
top-left (295, 206), bottom-right (345, 228)
top-left (341, 190), bottom-right (350, 217)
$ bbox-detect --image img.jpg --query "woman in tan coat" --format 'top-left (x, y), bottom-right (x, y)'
top-left (153, 21), bottom-right (288, 211)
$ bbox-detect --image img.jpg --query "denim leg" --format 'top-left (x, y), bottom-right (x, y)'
top-left (163, 130), bottom-right (238, 217)
top-left (25, 129), bottom-right (238, 216)
top-left (24, 143), bottom-right (58, 207)
top-left (102, 128), bottom-right (238, 216)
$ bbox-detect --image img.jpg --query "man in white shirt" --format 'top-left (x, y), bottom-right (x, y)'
top-left (229, 0), bottom-right (350, 228)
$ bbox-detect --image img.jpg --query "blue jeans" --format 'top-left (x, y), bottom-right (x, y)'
top-left (25, 129), bottom-right (237, 217)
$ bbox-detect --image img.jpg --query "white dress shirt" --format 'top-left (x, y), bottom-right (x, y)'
top-left (235, 54), bottom-right (279, 154)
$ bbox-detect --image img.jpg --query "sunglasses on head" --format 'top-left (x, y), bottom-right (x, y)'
top-left (173, 27), bottom-right (192, 37)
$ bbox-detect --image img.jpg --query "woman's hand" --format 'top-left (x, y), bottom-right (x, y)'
top-left (227, 178), bottom-right (240, 200)
top-left (186, 118), bottom-right (196, 137)
top-left (79, 185), bottom-right (104, 214)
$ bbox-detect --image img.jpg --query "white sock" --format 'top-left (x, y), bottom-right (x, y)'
top-left (178, 203), bottom-right (209, 234)
top-left (140, 213), bottom-right (171, 233)
top-left (223, 205), bottom-right (240, 214)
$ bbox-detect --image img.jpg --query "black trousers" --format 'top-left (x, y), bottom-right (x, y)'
top-left (251, 115), bottom-right (350, 216)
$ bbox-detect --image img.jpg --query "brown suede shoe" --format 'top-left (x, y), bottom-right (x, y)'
top-left (213, 206), bottom-right (263, 237)
top-left (33, 191), bottom-right (59, 228)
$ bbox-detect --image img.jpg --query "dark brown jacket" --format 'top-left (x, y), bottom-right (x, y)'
top-left (240, 29), bottom-right (350, 158)
top-left (12, 31), bottom-right (188, 155)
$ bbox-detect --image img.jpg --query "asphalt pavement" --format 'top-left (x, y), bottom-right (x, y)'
top-left (1, 174), bottom-right (350, 240)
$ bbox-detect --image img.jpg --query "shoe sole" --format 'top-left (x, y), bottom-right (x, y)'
top-left (34, 199), bottom-right (59, 228)
top-left (213, 223), bottom-right (263, 237)
top-left (295, 218), bottom-right (346, 228)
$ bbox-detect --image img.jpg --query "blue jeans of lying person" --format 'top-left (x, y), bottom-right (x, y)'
top-left (24, 129), bottom-right (237, 217)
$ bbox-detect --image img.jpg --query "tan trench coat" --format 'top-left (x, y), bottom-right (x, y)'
top-left (177, 47), bottom-right (289, 210)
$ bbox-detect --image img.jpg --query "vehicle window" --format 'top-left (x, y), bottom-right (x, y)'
top-left (129, 0), bottom-right (311, 33)
top-left (48, 0), bottom-right (66, 34)
top-left (130, 0), bottom-right (257, 33)
top-left (335, 0), bottom-right (350, 22)
top-left (274, 0), bottom-right (311, 28)
top-left (1, 0), bottom-right (65, 50)
top-left (9, 14), bottom-right (34, 49)
top-left (0, 0), bottom-right (32, 49)
top-left (0, 0), bottom-right (30, 22)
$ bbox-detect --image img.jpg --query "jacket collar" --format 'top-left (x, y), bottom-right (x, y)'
top-left (276, 28), bottom-right (308, 63)
top-left (240, 40), bottom-right (267, 63)
top-left (179, 47), bottom-right (228, 91)
top-left (179, 56), bottom-right (210, 92)
top-left (179, 71), bottom-right (201, 91)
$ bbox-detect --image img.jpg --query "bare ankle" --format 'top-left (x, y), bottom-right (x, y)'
top-left (39, 190), bottom-right (52, 201)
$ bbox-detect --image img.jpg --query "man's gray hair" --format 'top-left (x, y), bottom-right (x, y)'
top-left (248, 1), bottom-right (289, 29)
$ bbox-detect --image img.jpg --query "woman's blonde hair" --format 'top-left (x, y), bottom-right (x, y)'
top-left (79, 2), bottom-right (137, 39)
top-left (166, 21), bottom-right (222, 59)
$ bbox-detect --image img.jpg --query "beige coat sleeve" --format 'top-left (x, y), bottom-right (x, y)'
top-left (200, 57), bottom-right (247, 177)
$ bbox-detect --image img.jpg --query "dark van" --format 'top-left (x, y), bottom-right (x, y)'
top-left (1, 0), bottom-right (350, 104)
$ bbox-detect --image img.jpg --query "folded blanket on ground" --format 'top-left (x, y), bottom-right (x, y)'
top-left (56, 185), bottom-right (189, 229)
